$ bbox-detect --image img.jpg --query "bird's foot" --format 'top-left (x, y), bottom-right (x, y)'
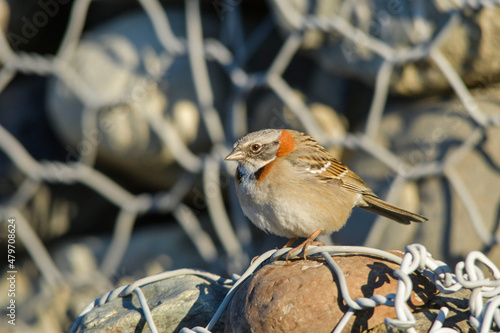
top-left (285, 229), bottom-right (323, 261)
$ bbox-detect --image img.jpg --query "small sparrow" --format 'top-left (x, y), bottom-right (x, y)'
top-left (225, 129), bottom-right (427, 258)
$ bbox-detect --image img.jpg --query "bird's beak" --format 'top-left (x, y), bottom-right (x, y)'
top-left (225, 148), bottom-right (245, 161)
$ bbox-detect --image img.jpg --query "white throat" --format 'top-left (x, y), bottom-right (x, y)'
top-left (238, 156), bottom-right (276, 178)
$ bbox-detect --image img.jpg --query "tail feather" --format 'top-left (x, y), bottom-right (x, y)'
top-left (360, 194), bottom-right (428, 225)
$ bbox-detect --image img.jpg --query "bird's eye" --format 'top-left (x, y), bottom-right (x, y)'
top-left (250, 143), bottom-right (262, 153)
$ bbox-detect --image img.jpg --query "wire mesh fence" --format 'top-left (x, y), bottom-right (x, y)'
top-left (0, 0), bottom-right (499, 331)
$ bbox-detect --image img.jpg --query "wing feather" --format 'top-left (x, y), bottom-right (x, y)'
top-left (288, 131), bottom-right (373, 195)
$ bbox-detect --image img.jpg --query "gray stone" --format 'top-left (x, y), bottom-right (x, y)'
top-left (51, 224), bottom-right (213, 282)
top-left (46, 10), bottom-right (226, 190)
top-left (76, 273), bottom-right (230, 333)
top-left (0, 223), bottom-right (216, 333)
top-left (0, 75), bottom-right (98, 244)
top-left (268, 0), bottom-right (500, 96)
top-left (370, 288), bottom-right (474, 332)
top-left (336, 84), bottom-right (500, 266)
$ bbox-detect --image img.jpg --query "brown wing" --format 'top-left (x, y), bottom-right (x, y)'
top-left (319, 158), bottom-right (374, 195)
top-left (286, 130), bottom-right (373, 195)
top-left (285, 131), bottom-right (428, 224)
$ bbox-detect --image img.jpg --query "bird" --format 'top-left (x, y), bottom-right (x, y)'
top-left (225, 129), bottom-right (428, 259)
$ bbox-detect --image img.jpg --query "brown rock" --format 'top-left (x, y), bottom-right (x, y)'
top-left (225, 254), bottom-right (436, 333)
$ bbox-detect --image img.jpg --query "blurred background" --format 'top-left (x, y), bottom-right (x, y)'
top-left (0, 0), bottom-right (499, 331)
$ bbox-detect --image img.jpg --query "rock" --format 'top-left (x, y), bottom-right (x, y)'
top-left (0, 223), bottom-right (217, 333)
top-left (76, 273), bottom-right (230, 333)
top-left (337, 84), bottom-right (500, 266)
top-left (0, 267), bottom-right (32, 309)
top-left (0, 265), bottom-right (71, 333)
top-left (268, 0), bottom-right (500, 96)
top-left (51, 223), bottom-right (214, 283)
top-left (0, 0), bottom-right (8, 37)
top-left (426, 288), bottom-right (474, 332)
top-left (45, 10), bottom-right (227, 190)
top-left (56, 222), bottom-right (218, 325)
top-left (0, 76), bottom-right (65, 162)
top-left (0, 76), bottom-right (104, 243)
top-left (225, 254), bottom-right (436, 332)
top-left (370, 288), bottom-right (474, 332)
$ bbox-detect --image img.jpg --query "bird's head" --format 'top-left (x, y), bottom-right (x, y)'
top-left (225, 129), bottom-right (295, 175)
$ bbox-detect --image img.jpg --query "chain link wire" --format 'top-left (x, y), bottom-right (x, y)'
top-left (1, 0), bottom-right (500, 331)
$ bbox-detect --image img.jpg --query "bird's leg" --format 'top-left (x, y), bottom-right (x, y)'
top-left (282, 237), bottom-right (297, 248)
top-left (286, 229), bottom-right (323, 260)
top-left (252, 237), bottom-right (298, 264)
